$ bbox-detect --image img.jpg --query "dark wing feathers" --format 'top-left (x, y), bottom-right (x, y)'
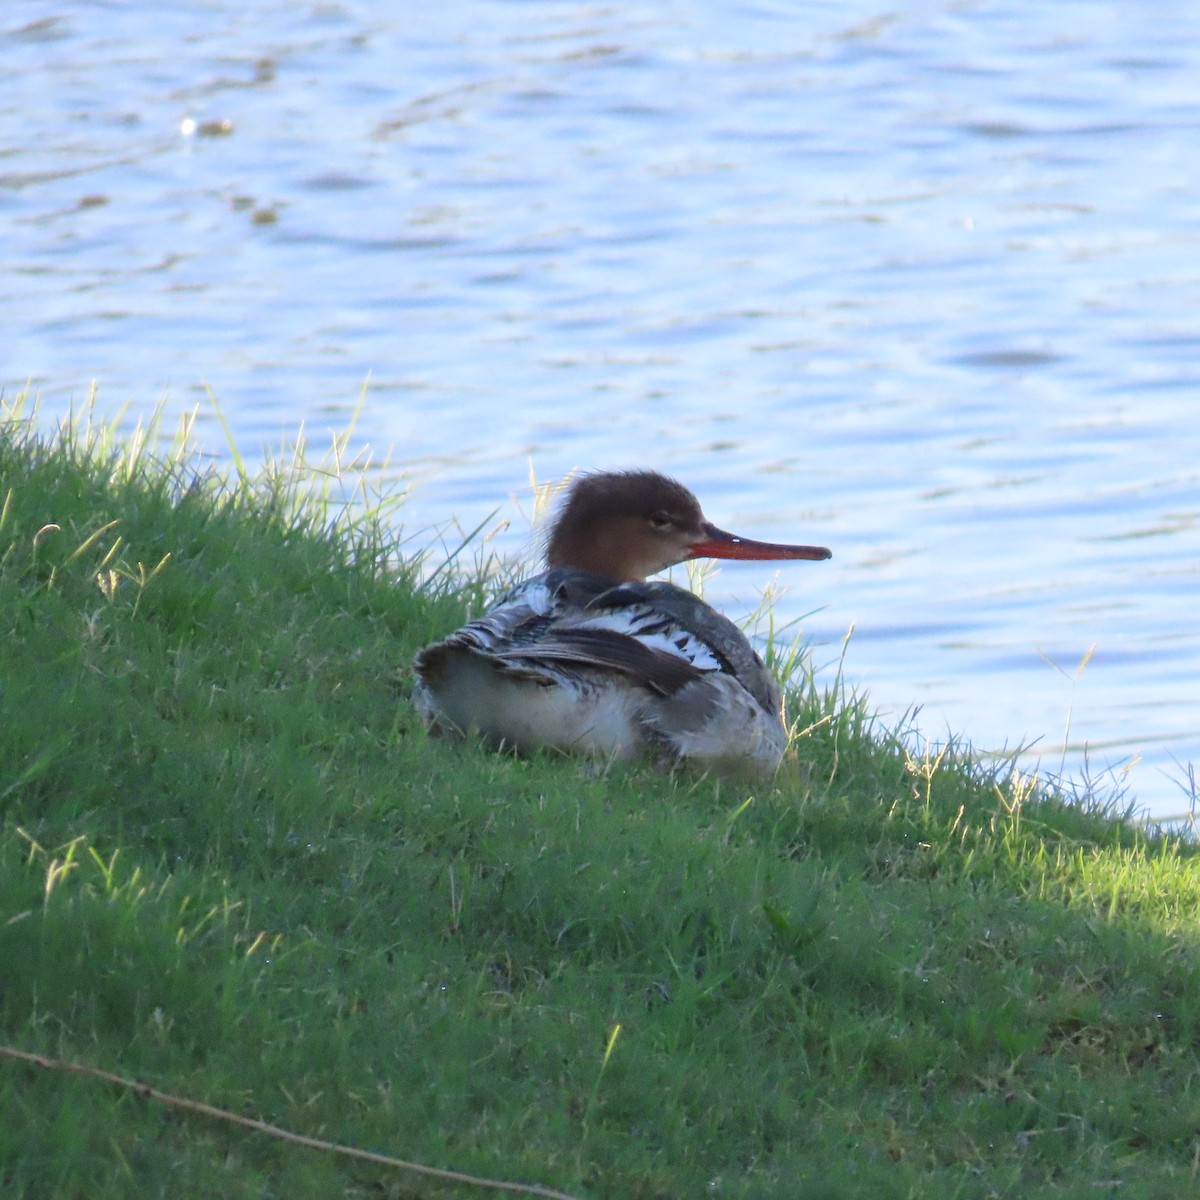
top-left (417, 569), bottom-right (776, 712)
top-left (589, 580), bottom-right (777, 713)
top-left (492, 627), bottom-right (703, 696)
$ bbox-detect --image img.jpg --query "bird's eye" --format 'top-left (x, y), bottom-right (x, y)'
top-left (648, 511), bottom-right (675, 532)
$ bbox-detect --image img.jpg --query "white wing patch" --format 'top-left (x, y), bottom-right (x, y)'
top-left (567, 608), bottom-right (725, 673)
top-left (447, 575), bottom-right (728, 675)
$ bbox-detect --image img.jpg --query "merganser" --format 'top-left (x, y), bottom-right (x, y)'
top-left (413, 470), bottom-right (831, 776)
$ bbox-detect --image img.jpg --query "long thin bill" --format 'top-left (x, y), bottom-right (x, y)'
top-left (688, 522), bottom-right (832, 562)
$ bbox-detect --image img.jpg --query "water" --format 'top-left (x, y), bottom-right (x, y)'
top-left (4, 2), bottom-right (1199, 820)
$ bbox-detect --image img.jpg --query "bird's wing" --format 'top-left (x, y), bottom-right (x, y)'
top-left (416, 570), bottom-right (774, 707)
top-left (582, 580), bottom-right (780, 713)
top-left (491, 626), bottom-right (704, 695)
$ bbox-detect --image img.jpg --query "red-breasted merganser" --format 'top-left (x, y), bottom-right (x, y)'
top-left (413, 470), bottom-right (832, 776)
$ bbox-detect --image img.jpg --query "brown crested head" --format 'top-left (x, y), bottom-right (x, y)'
top-left (545, 470), bottom-right (706, 582)
top-left (545, 469), bottom-right (832, 583)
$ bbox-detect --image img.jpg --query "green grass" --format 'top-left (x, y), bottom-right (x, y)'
top-left (2, 397), bottom-right (1199, 1199)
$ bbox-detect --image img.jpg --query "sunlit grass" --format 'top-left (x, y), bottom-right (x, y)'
top-left (3, 393), bottom-right (1200, 1199)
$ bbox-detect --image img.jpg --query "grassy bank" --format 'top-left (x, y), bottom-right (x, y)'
top-left (2, 403), bottom-right (1199, 1199)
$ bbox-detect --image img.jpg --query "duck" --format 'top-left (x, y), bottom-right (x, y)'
top-left (412, 470), bottom-right (831, 776)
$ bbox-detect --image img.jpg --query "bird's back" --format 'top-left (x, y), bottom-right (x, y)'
top-left (413, 568), bottom-right (787, 774)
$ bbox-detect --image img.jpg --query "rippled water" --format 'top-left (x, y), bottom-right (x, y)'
top-left (5, 2), bottom-right (1199, 819)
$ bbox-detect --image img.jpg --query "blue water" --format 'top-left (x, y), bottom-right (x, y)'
top-left (5, 2), bottom-right (1199, 820)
